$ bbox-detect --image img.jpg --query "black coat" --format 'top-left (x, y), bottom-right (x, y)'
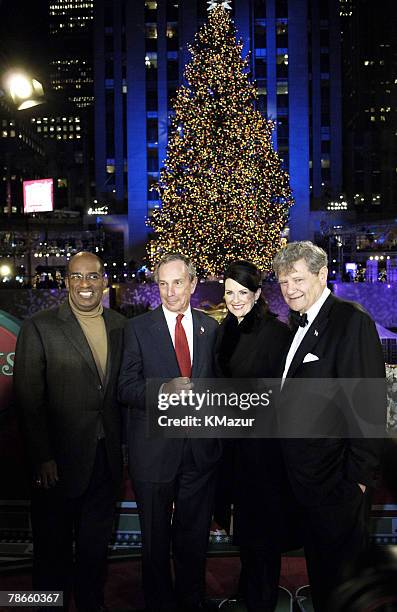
top-left (14, 302), bottom-right (125, 498)
top-left (279, 293), bottom-right (386, 507)
top-left (214, 305), bottom-right (298, 548)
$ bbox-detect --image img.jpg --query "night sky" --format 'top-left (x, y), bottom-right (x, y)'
top-left (0, 0), bottom-right (49, 85)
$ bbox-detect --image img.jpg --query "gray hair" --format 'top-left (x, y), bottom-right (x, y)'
top-left (273, 241), bottom-right (328, 276)
top-left (153, 252), bottom-right (196, 283)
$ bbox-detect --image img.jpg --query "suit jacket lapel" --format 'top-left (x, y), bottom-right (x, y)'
top-left (148, 306), bottom-right (180, 378)
top-left (58, 302), bottom-right (100, 381)
top-left (285, 293), bottom-right (335, 380)
top-left (102, 309), bottom-right (115, 390)
top-left (191, 310), bottom-right (203, 377)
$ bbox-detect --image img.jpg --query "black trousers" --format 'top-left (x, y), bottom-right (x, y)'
top-left (239, 543), bottom-right (281, 612)
top-left (31, 440), bottom-right (117, 611)
top-left (237, 481), bottom-right (369, 612)
top-left (302, 482), bottom-right (370, 612)
top-left (133, 440), bottom-right (217, 612)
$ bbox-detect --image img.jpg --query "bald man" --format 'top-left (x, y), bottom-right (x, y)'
top-left (14, 252), bottom-right (125, 612)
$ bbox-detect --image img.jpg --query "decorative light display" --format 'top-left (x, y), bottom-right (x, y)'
top-left (148, 4), bottom-right (293, 276)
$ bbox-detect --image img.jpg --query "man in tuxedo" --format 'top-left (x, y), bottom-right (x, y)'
top-left (273, 241), bottom-right (386, 611)
top-left (14, 252), bottom-right (125, 611)
top-left (118, 253), bottom-right (220, 612)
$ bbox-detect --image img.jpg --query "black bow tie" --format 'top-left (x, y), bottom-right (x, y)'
top-left (289, 310), bottom-right (308, 328)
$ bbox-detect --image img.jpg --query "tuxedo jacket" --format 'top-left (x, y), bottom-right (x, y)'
top-left (279, 293), bottom-right (386, 506)
top-left (14, 302), bottom-right (125, 498)
top-left (118, 306), bottom-right (221, 482)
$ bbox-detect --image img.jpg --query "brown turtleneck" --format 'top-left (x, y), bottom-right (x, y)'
top-left (69, 298), bottom-right (108, 383)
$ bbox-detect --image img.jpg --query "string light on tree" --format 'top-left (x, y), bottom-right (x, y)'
top-left (148, 3), bottom-right (293, 277)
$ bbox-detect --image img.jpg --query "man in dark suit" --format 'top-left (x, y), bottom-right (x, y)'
top-left (273, 241), bottom-right (386, 611)
top-left (118, 253), bottom-right (221, 612)
top-left (14, 252), bottom-right (125, 611)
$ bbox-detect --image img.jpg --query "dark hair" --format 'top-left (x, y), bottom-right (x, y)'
top-left (224, 260), bottom-right (260, 292)
top-left (224, 260), bottom-right (269, 315)
top-left (66, 251), bottom-right (104, 276)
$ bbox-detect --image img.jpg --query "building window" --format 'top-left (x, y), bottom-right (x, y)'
top-left (147, 119), bottom-right (158, 143)
top-left (276, 81), bottom-right (288, 95)
top-left (167, 0), bottom-right (179, 21)
top-left (321, 140), bottom-right (330, 153)
top-left (166, 23), bottom-right (177, 38)
top-left (276, 0), bottom-right (288, 19)
top-left (147, 149), bottom-right (159, 172)
top-left (167, 59), bottom-right (179, 81)
top-left (105, 60), bottom-right (114, 79)
top-left (145, 24), bottom-right (157, 39)
top-left (254, 0), bottom-right (266, 19)
top-left (147, 89), bottom-right (158, 112)
top-left (105, 35), bottom-right (113, 53)
top-left (320, 53), bottom-right (330, 73)
top-left (276, 53), bottom-right (288, 78)
top-left (148, 174), bottom-right (158, 199)
top-left (276, 21), bottom-right (288, 47)
top-left (254, 24), bottom-right (266, 48)
top-left (167, 87), bottom-right (177, 109)
top-left (255, 58), bottom-right (266, 79)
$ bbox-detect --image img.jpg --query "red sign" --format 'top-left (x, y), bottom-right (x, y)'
top-left (23, 178), bottom-right (54, 213)
top-left (0, 310), bottom-right (20, 413)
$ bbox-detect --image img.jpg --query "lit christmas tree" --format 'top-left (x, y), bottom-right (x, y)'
top-left (148, 1), bottom-right (293, 276)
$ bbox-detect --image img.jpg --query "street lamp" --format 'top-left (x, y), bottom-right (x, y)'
top-left (0, 264), bottom-right (12, 281)
top-left (1, 70), bottom-right (45, 110)
top-left (1, 70), bottom-right (46, 215)
top-left (1, 69), bottom-right (46, 285)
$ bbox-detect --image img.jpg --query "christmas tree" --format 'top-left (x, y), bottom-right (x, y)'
top-left (148, 1), bottom-right (293, 277)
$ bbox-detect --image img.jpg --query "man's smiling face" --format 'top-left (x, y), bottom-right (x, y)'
top-left (66, 253), bottom-right (107, 312)
top-left (277, 258), bottom-right (328, 314)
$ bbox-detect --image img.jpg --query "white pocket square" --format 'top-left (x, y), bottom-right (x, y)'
top-left (303, 353), bottom-right (319, 363)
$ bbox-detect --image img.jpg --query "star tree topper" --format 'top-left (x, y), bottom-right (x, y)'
top-left (207, 0), bottom-right (232, 11)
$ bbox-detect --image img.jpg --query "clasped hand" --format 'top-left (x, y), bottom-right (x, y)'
top-left (34, 459), bottom-right (59, 489)
top-left (162, 377), bottom-right (194, 396)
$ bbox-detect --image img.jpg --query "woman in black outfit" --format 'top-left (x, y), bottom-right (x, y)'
top-left (215, 260), bottom-right (295, 612)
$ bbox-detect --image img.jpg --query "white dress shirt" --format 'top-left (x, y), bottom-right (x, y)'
top-left (281, 287), bottom-right (331, 386)
top-left (162, 304), bottom-right (194, 365)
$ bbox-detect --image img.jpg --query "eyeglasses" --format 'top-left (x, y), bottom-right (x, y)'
top-left (68, 273), bottom-right (104, 282)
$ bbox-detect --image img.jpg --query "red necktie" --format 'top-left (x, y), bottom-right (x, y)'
top-left (175, 314), bottom-right (192, 377)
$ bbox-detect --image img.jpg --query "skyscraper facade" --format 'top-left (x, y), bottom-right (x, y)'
top-left (94, 0), bottom-right (342, 258)
top-left (49, 0), bottom-right (95, 108)
top-left (341, 0), bottom-right (396, 218)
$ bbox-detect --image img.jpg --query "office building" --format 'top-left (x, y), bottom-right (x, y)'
top-left (49, 0), bottom-right (95, 108)
top-left (341, 0), bottom-right (397, 218)
top-left (94, 0), bottom-right (342, 258)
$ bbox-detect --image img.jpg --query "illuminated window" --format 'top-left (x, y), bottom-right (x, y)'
top-left (146, 24), bottom-right (157, 38)
top-left (277, 81), bottom-right (288, 95)
top-left (166, 24), bottom-right (177, 38)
